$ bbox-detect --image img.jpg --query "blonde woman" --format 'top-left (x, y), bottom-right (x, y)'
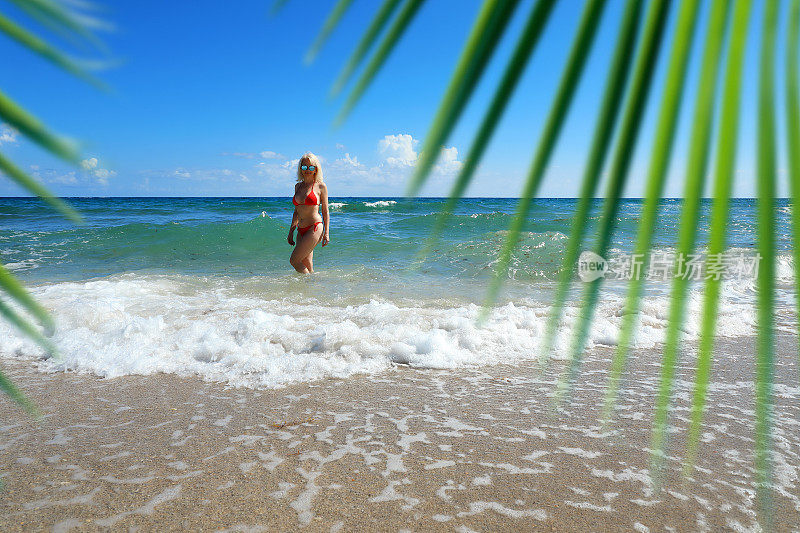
top-left (287, 152), bottom-right (329, 273)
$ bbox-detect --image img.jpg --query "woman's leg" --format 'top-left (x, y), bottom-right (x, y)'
top-left (302, 249), bottom-right (313, 273)
top-left (290, 224), bottom-right (322, 273)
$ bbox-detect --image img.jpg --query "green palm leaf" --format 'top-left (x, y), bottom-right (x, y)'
top-left (0, 0), bottom-right (108, 411)
top-left (0, 90), bottom-right (79, 162)
top-left (8, 0), bottom-right (107, 51)
top-left (329, 0), bottom-right (403, 98)
top-left (553, 0), bottom-right (672, 403)
top-left (270, 0), bottom-right (291, 15)
top-left (538, 0), bottom-right (643, 370)
top-left (646, 0), bottom-right (731, 485)
top-left (754, 0), bottom-right (778, 524)
top-left (0, 152), bottom-right (82, 223)
top-left (305, 0), bottom-right (355, 64)
top-left (684, 0), bottom-right (753, 479)
top-left (404, 0), bottom-right (524, 191)
top-left (480, 0), bottom-right (612, 318)
top-left (0, 260), bottom-right (54, 333)
top-left (416, 0), bottom-right (572, 266)
top-left (334, 0), bottom-right (428, 127)
top-left (0, 12), bottom-right (106, 89)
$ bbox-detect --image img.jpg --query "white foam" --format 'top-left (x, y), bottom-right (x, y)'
top-left (0, 273), bottom-right (768, 388)
top-left (363, 200), bottom-right (396, 207)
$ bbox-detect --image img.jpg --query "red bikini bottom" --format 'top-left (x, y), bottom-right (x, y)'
top-left (298, 221), bottom-right (322, 236)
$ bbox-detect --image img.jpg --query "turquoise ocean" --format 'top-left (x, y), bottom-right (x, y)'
top-left (0, 197), bottom-right (794, 387)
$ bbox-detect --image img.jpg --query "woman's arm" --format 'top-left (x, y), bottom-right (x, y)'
top-left (288, 208), bottom-right (298, 245)
top-left (320, 183), bottom-right (330, 247)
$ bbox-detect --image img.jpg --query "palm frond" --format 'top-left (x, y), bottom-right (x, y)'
top-left (0, 0), bottom-right (109, 411)
top-left (754, 0), bottom-right (778, 524)
top-left (645, 0), bottom-right (731, 485)
top-left (684, 0), bottom-right (753, 479)
top-left (404, 0), bottom-right (525, 192)
top-left (416, 0), bottom-right (580, 267)
top-left (329, 0), bottom-right (403, 99)
top-left (553, 0), bottom-right (672, 404)
top-left (334, 0), bottom-right (428, 127)
top-left (0, 368), bottom-right (38, 417)
top-left (538, 0), bottom-right (643, 369)
top-left (0, 152), bottom-right (82, 223)
top-left (7, 0), bottom-right (107, 51)
top-left (0, 261), bottom-right (54, 333)
top-left (0, 296), bottom-right (56, 358)
top-left (270, 0), bottom-right (290, 16)
top-left (0, 91), bottom-right (79, 162)
top-left (0, 12), bottom-right (105, 89)
top-left (480, 0), bottom-right (612, 317)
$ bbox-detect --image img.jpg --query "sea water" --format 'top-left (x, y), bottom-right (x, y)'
top-left (0, 197), bottom-right (794, 387)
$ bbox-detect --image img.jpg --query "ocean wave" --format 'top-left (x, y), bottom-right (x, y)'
top-left (0, 273), bottom-right (772, 389)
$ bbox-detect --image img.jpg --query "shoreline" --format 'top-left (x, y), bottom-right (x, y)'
top-left (1, 335), bottom-right (798, 531)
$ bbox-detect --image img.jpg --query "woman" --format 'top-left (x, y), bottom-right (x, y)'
top-left (287, 152), bottom-right (329, 273)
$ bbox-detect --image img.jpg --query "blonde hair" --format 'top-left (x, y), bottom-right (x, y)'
top-left (296, 152), bottom-right (323, 183)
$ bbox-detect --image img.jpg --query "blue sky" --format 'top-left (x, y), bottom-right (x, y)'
top-left (0, 0), bottom-right (794, 197)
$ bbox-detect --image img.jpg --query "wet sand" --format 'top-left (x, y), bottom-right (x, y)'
top-left (0, 335), bottom-right (798, 531)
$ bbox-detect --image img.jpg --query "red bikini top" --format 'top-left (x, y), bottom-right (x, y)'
top-left (292, 186), bottom-right (319, 206)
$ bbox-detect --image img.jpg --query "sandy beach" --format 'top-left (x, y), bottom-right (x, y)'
top-left (1, 334), bottom-right (798, 532)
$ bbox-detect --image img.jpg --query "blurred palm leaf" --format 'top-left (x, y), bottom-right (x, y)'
top-left (553, 0), bottom-right (672, 403)
top-left (684, 0), bottom-right (753, 483)
top-left (306, 5), bottom-right (795, 522)
top-left (0, 0), bottom-right (107, 410)
top-left (754, 0), bottom-right (778, 523)
top-left (644, 0), bottom-right (729, 488)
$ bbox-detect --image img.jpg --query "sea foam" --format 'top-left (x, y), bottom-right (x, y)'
top-left (0, 273), bottom-right (767, 389)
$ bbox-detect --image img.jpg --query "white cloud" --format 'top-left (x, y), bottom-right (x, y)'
top-left (173, 168), bottom-right (191, 179)
top-left (282, 158), bottom-right (300, 171)
top-left (434, 146), bottom-right (463, 175)
top-left (337, 152), bottom-right (363, 168)
top-left (80, 157), bottom-right (116, 185)
top-left (335, 143), bottom-right (346, 151)
top-left (378, 134), bottom-right (418, 166)
top-left (0, 124), bottom-right (18, 145)
top-left (223, 150), bottom-right (284, 160)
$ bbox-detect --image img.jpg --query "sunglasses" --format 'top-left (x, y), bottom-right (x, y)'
top-left (300, 165), bottom-right (316, 172)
